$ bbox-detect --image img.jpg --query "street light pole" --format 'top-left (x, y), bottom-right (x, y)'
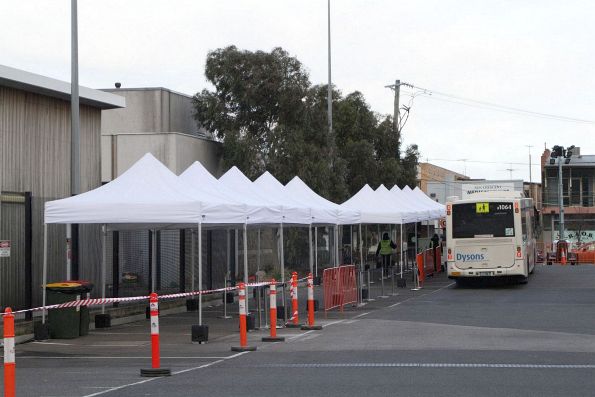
top-left (327, 0), bottom-right (332, 143)
top-left (527, 145), bottom-right (533, 201)
top-left (70, 0), bottom-right (80, 279)
top-left (557, 155), bottom-right (565, 241)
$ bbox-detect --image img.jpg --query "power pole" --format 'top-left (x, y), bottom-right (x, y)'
top-left (327, 0), bottom-right (334, 161)
top-left (393, 79), bottom-right (400, 158)
top-left (525, 144), bottom-right (533, 201)
top-left (70, 0), bottom-right (80, 279)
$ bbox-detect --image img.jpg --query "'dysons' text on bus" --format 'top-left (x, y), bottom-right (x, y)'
top-left (446, 191), bottom-right (536, 284)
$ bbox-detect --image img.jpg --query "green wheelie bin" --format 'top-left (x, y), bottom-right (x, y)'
top-left (46, 281), bottom-right (93, 339)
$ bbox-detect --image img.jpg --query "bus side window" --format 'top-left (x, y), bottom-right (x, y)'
top-left (521, 211), bottom-right (528, 242)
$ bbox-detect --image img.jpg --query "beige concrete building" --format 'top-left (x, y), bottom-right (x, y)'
top-left (417, 162), bottom-right (469, 193)
top-left (100, 87), bottom-right (223, 181)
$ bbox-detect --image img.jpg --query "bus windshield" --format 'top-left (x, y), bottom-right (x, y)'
top-left (452, 202), bottom-right (515, 239)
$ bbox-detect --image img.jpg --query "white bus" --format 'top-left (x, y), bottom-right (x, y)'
top-left (446, 191), bottom-right (536, 284)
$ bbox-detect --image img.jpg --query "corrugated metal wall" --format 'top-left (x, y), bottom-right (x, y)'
top-left (0, 86), bottom-right (102, 308)
top-left (0, 195), bottom-right (26, 308)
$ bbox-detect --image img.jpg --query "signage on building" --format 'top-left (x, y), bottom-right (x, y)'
top-left (461, 182), bottom-right (516, 198)
top-left (553, 230), bottom-right (595, 247)
top-left (0, 240), bottom-right (10, 257)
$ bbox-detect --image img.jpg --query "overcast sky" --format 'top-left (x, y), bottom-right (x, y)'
top-left (2, 0), bottom-right (594, 183)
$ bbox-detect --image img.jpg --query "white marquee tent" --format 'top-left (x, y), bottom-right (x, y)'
top-left (43, 154), bottom-right (447, 324)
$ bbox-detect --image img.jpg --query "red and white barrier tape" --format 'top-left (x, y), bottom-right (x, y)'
top-left (3, 281), bottom-right (278, 316)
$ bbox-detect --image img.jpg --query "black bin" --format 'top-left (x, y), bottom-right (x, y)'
top-left (46, 281), bottom-right (93, 339)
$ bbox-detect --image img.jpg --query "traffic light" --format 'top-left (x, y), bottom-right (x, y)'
top-left (566, 145), bottom-right (575, 158)
top-left (551, 145), bottom-right (565, 158)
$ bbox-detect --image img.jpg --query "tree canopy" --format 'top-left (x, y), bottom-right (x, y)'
top-left (193, 45), bottom-right (419, 203)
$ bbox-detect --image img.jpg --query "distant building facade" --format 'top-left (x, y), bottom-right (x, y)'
top-left (417, 162), bottom-right (469, 194)
top-left (426, 179), bottom-right (525, 205)
top-left (541, 147), bottom-right (595, 247)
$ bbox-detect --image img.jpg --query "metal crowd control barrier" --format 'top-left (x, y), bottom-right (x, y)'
top-left (323, 265), bottom-right (357, 314)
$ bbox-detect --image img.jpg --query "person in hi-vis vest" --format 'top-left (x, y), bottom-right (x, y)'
top-left (375, 232), bottom-right (397, 271)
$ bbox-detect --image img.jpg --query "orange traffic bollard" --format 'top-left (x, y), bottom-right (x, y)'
top-left (286, 272), bottom-right (303, 328)
top-left (302, 273), bottom-right (322, 330)
top-left (561, 247), bottom-right (567, 265)
top-left (262, 280), bottom-right (285, 342)
top-left (232, 283), bottom-right (256, 351)
top-left (140, 293), bottom-right (171, 377)
top-left (4, 308), bottom-right (15, 397)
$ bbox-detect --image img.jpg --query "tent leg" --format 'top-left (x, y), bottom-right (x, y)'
top-left (191, 229), bottom-right (195, 295)
top-left (101, 225), bottom-right (106, 314)
top-left (350, 225), bottom-right (353, 265)
top-left (42, 223), bottom-right (48, 324)
top-left (314, 227), bottom-right (318, 276)
top-left (198, 224), bottom-right (202, 326)
top-left (400, 224), bottom-right (403, 279)
top-left (257, 228), bottom-right (261, 271)
top-left (234, 229), bottom-right (239, 279)
top-left (66, 224), bottom-right (72, 280)
top-left (280, 223), bottom-right (286, 323)
top-left (243, 223), bottom-right (249, 315)
top-left (151, 230), bottom-right (156, 293)
top-left (309, 225), bottom-right (313, 275)
top-left (226, 229), bottom-right (230, 285)
top-left (335, 225), bottom-right (340, 266)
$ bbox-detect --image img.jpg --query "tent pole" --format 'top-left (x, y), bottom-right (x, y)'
top-left (309, 225), bottom-right (313, 275)
top-left (243, 222), bottom-right (249, 314)
top-left (280, 223), bottom-right (286, 323)
top-left (66, 224), bottom-right (72, 279)
top-left (350, 225), bottom-right (353, 265)
top-left (257, 228), bottom-right (261, 271)
top-left (400, 223), bottom-right (403, 279)
top-left (151, 229), bottom-right (156, 293)
top-left (414, 222), bottom-right (418, 255)
top-left (191, 229), bottom-right (195, 295)
top-left (404, 224), bottom-right (408, 273)
top-left (314, 227), bottom-right (318, 276)
top-left (335, 225), bottom-right (339, 266)
top-left (234, 229), bottom-right (239, 279)
top-left (198, 223), bottom-right (202, 326)
top-left (226, 229), bottom-right (230, 285)
top-left (42, 223), bottom-right (48, 324)
top-left (359, 224), bottom-right (364, 268)
top-left (101, 224), bottom-right (106, 314)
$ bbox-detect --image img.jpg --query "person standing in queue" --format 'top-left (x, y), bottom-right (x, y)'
top-left (376, 232), bottom-right (397, 277)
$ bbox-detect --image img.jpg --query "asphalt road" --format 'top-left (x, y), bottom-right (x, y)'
top-left (5, 264), bottom-right (595, 397)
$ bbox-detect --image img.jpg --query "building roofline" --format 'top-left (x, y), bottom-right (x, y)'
top-left (101, 86), bottom-right (193, 99)
top-left (101, 130), bottom-right (219, 142)
top-left (0, 64), bottom-right (125, 109)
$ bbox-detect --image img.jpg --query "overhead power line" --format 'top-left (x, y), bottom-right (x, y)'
top-left (400, 83), bottom-right (595, 124)
top-left (426, 158), bottom-right (531, 166)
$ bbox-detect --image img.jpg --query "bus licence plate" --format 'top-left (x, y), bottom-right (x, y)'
top-left (478, 271), bottom-right (493, 276)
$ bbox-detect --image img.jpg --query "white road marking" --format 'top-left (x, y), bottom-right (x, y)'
top-left (260, 362), bottom-right (595, 369)
top-left (389, 282), bottom-right (455, 308)
top-left (353, 312), bottom-right (370, 319)
top-left (32, 341), bottom-right (72, 346)
top-left (88, 332), bottom-right (148, 335)
top-left (80, 352), bottom-right (250, 397)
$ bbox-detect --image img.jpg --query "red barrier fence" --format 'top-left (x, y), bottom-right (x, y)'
top-left (417, 248), bottom-right (441, 286)
top-left (323, 265), bottom-right (357, 314)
